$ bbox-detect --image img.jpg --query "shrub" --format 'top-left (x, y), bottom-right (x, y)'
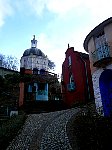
top-left (0, 112), bottom-right (27, 150)
top-left (70, 114), bottom-right (112, 150)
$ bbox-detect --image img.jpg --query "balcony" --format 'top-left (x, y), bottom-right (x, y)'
top-left (91, 44), bottom-right (112, 67)
top-left (67, 82), bottom-right (75, 91)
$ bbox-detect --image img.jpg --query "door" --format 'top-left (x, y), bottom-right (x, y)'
top-left (99, 69), bottom-right (112, 116)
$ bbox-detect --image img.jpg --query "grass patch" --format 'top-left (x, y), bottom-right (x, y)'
top-left (0, 111), bottom-right (27, 150)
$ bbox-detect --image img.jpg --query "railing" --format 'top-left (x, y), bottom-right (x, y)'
top-left (37, 90), bottom-right (48, 95)
top-left (67, 82), bottom-right (75, 91)
top-left (91, 44), bottom-right (111, 66)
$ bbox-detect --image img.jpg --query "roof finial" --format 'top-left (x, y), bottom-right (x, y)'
top-left (68, 43), bottom-right (69, 48)
top-left (31, 35), bottom-right (37, 48)
top-left (33, 35), bottom-right (35, 40)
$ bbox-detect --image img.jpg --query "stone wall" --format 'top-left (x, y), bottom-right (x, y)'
top-left (92, 64), bottom-right (112, 115)
top-left (92, 68), bottom-right (104, 115)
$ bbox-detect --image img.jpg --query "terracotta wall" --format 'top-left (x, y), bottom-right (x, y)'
top-left (25, 69), bottom-right (32, 74)
top-left (19, 82), bottom-right (24, 107)
top-left (62, 47), bottom-right (94, 106)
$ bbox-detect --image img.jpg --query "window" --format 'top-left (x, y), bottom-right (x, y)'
top-left (33, 68), bottom-right (38, 74)
top-left (28, 85), bottom-right (32, 92)
top-left (24, 59), bottom-right (27, 68)
top-left (67, 74), bottom-right (75, 91)
top-left (95, 31), bottom-right (106, 49)
top-left (38, 70), bottom-right (40, 74)
top-left (40, 69), bottom-right (45, 75)
top-left (68, 56), bottom-right (71, 66)
top-left (70, 74), bottom-right (74, 83)
top-left (94, 31), bottom-right (110, 60)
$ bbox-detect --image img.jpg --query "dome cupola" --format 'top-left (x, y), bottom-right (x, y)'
top-left (22, 35), bottom-right (46, 57)
top-left (20, 35), bottom-right (49, 71)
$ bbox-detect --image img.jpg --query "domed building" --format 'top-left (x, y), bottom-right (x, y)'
top-left (20, 35), bottom-right (49, 73)
top-left (19, 36), bottom-right (59, 109)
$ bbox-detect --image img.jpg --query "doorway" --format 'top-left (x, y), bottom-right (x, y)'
top-left (99, 69), bottom-right (112, 116)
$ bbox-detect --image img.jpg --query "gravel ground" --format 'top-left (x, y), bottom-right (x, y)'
top-left (6, 108), bottom-right (80, 150)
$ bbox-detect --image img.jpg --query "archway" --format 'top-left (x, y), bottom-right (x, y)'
top-left (99, 69), bottom-right (112, 116)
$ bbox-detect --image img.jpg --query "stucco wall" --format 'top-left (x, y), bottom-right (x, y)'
top-left (84, 18), bottom-right (112, 116)
top-left (104, 23), bottom-right (112, 56)
top-left (19, 82), bottom-right (24, 107)
top-left (92, 69), bottom-right (103, 115)
top-left (87, 37), bottom-right (97, 74)
top-left (62, 47), bottom-right (94, 106)
top-left (87, 23), bottom-right (112, 75)
top-left (92, 64), bottom-right (112, 115)
top-left (20, 55), bottom-right (49, 71)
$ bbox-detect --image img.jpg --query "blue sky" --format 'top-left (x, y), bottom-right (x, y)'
top-left (0, 0), bottom-right (111, 77)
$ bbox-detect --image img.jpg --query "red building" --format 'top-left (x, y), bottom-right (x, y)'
top-left (61, 46), bottom-right (94, 106)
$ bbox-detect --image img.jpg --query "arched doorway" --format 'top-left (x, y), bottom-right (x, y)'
top-left (99, 69), bottom-right (112, 116)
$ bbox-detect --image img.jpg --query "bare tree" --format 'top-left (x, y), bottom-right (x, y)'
top-left (0, 54), bottom-right (5, 67)
top-left (48, 59), bottom-right (55, 70)
top-left (0, 53), bottom-right (19, 71)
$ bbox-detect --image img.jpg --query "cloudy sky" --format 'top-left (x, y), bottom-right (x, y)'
top-left (0, 0), bottom-right (111, 76)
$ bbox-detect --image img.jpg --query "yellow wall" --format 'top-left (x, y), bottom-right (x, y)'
top-left (87, 23), bottom-right (112, 74)
top-left (105, 23), bottom-right (112, 57)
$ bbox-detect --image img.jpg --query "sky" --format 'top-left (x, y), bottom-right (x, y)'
top-left (0, 0), bottom-right (111, 78)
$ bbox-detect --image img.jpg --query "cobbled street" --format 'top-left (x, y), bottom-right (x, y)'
top-left (6, 108), bottom-right (80, 150)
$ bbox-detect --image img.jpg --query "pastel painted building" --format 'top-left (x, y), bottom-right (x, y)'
top-left (20, 35), bottom-right (49, 72)
top-left (19, 36), bottom-right (52, 106)
top-left (83, 17), bottom-right (112, 116)
top-left (61, 45), bottom-right (94, 107)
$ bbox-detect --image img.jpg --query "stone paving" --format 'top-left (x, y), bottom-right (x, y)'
top-left (6, 108), bottom-right (80, 150)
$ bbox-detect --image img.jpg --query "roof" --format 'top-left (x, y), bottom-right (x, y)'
top-left (79, 52), bottom-right (89, 59)
top-left (0, 66), bottom-right (19, 73)
top-left (23, 47), bottom-right (46, 57)
top-left (65, 47), bottom-right (89, 59)
top-left (22, 35), bottom-right (46, 57)
top-left (83, 17), bottom-right (112, 52)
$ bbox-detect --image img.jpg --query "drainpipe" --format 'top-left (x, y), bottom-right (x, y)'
top-left (80, 55), bottom-right (91, 102)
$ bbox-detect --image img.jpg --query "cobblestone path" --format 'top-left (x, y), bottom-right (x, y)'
top-left (7, 108), bottom-right (80, 150)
